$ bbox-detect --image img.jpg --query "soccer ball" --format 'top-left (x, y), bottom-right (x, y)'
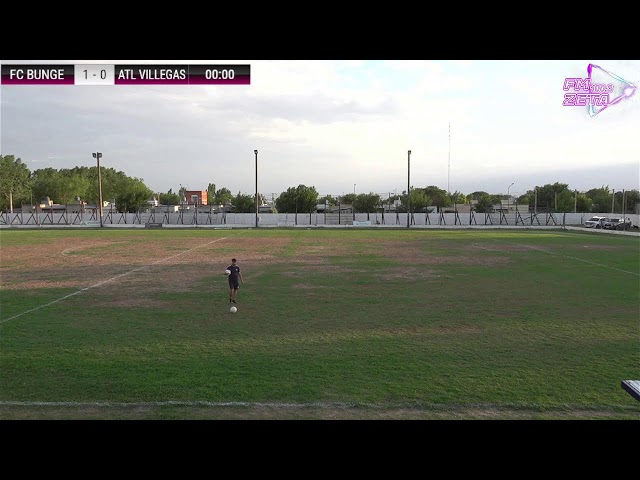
top-left (225, 269), bottom-right (231, 275)
top-left (230, 306), bottom-right (237, 313)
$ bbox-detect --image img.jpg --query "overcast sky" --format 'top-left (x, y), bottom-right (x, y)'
top-left (1, 60), bottom-right (639, 200)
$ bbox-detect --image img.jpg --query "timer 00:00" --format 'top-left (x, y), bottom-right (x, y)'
top-left (205, 69), bottom-right (235, 80)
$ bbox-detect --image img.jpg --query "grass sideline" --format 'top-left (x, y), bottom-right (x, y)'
top-left (1, 228), bottom-right (639, 419)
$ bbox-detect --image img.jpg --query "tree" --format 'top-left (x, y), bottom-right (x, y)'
top-left (575, 192), bottom-right (593, 213)
top-left (585, 186), bottom-right (613, 213)
top-left (467, 191), bottom-right (489, 202)
top-left (159, 192), bottom-right (181, 205)
top-left (207, 183), bottom-right (216, 205)
top-left (339, 193), bottom-right (356, 205)
top-left (275, 185), bottom-right (319, 213)
top-left (610, 190), bottom-right (638, 215)
top-left (517, 191), bottom-right (532, 206)
top-left (115, 177), bottom-right (153, 212)
top-left (214, 188), bottom-right (233, 206)
top-left (555, 189), bottom-right (575, 213)
top-left (623, 190), bottom-right (640, 214)
top-left (84, 167), bottom-right (117, 206)
top-left (353, 193), bottom-right (382, 213)
top-left (473, 194), bottom-right (494, 213)
top-left (0, 155), bottom-right (31, 212)
top-left (421, 186), bottom-right (450, 212)
top-left (449, 190), bottom-right (467, 205)
top-left (408, 189), bottom-right (429, 213)
top-left (31, 167), bottom-right (63, 205)
top-left (233, 192), bottom-right (255, 213)
top-left (318, 195), bottom-right (337, 206)
top-left (532, 183), bottom-right (570, 212)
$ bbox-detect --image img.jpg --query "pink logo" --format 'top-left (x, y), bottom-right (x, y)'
top-left (563, 64), bottom-right (636, 117)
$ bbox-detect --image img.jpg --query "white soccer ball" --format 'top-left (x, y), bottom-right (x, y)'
top-left (230, 306), bottom-right (237, 313)
top-left (225, 269), bottom-right (231, 275)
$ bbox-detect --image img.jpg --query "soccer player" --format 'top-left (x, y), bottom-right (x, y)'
top-left (225, 258), bottom-right (243, 304)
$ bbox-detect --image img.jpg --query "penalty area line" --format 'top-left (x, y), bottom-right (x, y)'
top-left (0, 236), bottom-right (229, 325)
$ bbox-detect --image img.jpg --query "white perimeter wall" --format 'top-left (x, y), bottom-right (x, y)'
top-left (2, 211), bottom-right (638, 228)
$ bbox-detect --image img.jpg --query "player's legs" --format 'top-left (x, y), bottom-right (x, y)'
top-left (230, 282), bottom-right (239, 303)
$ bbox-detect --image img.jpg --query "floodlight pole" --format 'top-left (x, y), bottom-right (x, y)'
top-left (93, 152), bottom-right (104, 227)
top-left (611, 189), bottom-right (615, 214)
top-left (508, 182), bottom-right (514, 214)
top-left (254, 150), bottom-right (259, 228)
top-left (407, 150), bottom-right (411, 228)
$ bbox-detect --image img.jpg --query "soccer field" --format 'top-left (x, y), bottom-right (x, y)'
top-left (1, 227), bottom-right (639, 419)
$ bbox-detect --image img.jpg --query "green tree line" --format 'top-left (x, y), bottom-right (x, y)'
top-left (0, 156), bottom-right (156, 213)
top-left (1, 155), bottom-right (639, 214)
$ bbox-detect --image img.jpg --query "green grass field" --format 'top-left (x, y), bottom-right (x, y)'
top-left (1, 227), bottom-right (639, 419)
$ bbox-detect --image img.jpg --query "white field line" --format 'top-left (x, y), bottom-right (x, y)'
top-left (475, 240), bottom-right (640, 276)
top-left (0, 400), bottom-right (360, 408)
top-left (1, 236), bottom-right (229, 325)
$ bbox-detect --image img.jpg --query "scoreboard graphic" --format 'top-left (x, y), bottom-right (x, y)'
top-left (0, 64), bottom-right (251, 85)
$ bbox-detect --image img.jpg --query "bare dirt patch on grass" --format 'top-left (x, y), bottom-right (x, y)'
top-left (374, 268), bottom-right (441, 280)
top-left (96, 298), bottom-right (174, 309)
top-left (378, 325), bottom-right (482, 337)
top-left (0, 264), bottom-right (135, 291)
top-left (1, 279), bottom-right (88, 291)
top-left (579, 245), bottom-right (623, 250)
top-left (472, 242), bottom-right (538, 253)
top-left (377, 241), bottom-right (512, 266)
top-left (0, 235), bottom-right (286, 293)
top-left (292, 283), bottom-right (329, 289)
top-left (433, 325), bottom-right (482, 334)
top-left (2, 404), bottom-right (638, 420)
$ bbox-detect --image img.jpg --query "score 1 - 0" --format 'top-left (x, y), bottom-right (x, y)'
top-left (74, 64), bottom-right (115, 85)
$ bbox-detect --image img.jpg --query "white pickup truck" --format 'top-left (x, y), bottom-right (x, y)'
top-left (584, 216), bottom-right (606, 228)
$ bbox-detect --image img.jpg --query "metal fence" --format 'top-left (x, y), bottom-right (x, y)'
top-left (2, 207), bottom-right (638, 229)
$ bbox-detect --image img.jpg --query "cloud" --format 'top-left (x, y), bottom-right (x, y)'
top-left (2, 60), bottom-right (639, 197)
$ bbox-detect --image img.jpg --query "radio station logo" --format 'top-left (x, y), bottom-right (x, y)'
top-left (563, 64), bottom-right (636, 117)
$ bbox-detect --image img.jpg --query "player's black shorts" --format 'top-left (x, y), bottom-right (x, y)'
top-left (229, 279), bottom-right (240, 290)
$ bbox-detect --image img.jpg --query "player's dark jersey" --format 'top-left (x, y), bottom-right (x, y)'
top-left (227, 265), bottom-right (240, 283)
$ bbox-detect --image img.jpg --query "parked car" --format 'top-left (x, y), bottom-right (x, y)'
top-left (603, 218), bottom-right (622, 229)
top-left (584, 216), bottom-right (606, 228)
top-left (605, 218), bottom-right (633, 230)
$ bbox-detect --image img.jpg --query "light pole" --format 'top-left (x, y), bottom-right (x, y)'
top-left (507, 182), bottom-right (514, 213)
top-left (254, 150), bottom-right (258, 228)
top-left (92, 152), bottom-right (104, 227)
top-left (611, 188), bottom-right (615, 214)
top-left (407, 150), bottom-right (411, 228)
top-left (354, 184), bottom-right (356, 195)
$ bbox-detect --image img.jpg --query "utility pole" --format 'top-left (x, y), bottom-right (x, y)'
top-left (448, 121), bottom-right (451, 194)
top-left (611, 189), bottom-right (615, 214)
top-left (407, 150), bottom-right (411, 228)
top-left (254, 150), bottom-right (259, 228)
top-left (92, 152), bottom-right (104, 227)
